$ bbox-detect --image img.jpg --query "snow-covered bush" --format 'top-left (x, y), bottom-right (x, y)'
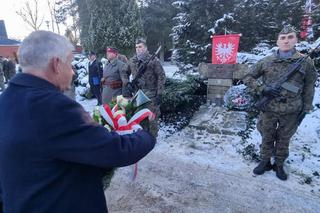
top-left (160, 75), bottom-right (207, 129)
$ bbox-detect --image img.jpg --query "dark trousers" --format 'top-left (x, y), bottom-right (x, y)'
top-left (90, 85), bottom-right (102, 105)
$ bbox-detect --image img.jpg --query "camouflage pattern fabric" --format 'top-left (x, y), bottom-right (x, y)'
top-left (6, 59), bottom-right (16, 81)
top-left (243, 50), bottom-right (316, 113)
top-left (257, 111), bottom-right (299, 165)
top-left (243, 50), bottom-right (317, 165)
top-left (127, 54), bottom-right (166, 137)
top-left (141, 97), bottom-right (161, 137)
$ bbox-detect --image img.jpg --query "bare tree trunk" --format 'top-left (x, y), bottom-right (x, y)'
top-left (47, 0), bottom-right (55, 32)
top-left (16, 0), bottom-right (44, 31)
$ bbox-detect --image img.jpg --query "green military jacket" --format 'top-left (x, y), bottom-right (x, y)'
top-left (243, 50), bottom-right (317, 114)
top-left (126, 54), bottom-right (166, 99)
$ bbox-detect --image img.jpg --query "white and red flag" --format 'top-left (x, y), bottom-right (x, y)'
top-left (212, 34), bottom-right (240, 64)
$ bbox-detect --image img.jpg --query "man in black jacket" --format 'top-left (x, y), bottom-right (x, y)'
top-left (88, 51), bottom-right (103, 105)
top-left (0, 30), bottom-right (156, 213)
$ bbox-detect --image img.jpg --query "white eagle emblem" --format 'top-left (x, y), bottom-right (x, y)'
top-left (215, 42), bottom-right (235, 63)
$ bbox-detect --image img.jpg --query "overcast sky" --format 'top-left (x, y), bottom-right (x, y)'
top-left (0, 0), bottom-right (64, 40)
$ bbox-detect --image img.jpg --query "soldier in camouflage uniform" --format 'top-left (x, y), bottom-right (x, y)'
top-left (243, 26), bottom-right (317, 180)
top-left (125, 38), bottom-right (166, 138)
top-left (101, 47), bottom-right (128, 104)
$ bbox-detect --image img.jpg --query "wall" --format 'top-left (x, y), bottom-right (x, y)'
top-left (0, 45), bottom-right (19, 59)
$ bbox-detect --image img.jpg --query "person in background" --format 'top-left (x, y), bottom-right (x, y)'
top-left (125, 38), bottom-right (166, 138)
top-left (243, 25), bottom-right (317, 180)
top-left (0, 56), bottom-right (4, 91)
top-left (0, 30), bottom-right (155, 213)
top-left (101, 47), bottom-right (128, 104)
top-left (88, 51), bottom-right (103, 105)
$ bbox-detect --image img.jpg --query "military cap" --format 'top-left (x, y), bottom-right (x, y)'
top-left (106, 47), bottom-right (119, 54)
top-left (88, 51), bottom-right (96, 56)
top-left (279, 25), bottom-right (297, 34)
top-left (135, 37), bottom-right (147, 45)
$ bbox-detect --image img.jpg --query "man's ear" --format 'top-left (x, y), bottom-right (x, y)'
top-left (51, 57), bottom-right (60, 74)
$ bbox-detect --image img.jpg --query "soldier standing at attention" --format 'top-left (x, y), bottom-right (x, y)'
top-left (101, 47), bottom-right (127, 104)
top-left (125, 38), bottom-right (166, 138)
top-left (243, 25), bottom-right (317, 180)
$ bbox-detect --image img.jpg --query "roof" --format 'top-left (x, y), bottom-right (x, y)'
top-left (0, 37), bottom-right (20, 46)
top-left (0, 20), bottom-right (20, 46)
top-left (0, 20), bottom-right (8, 39)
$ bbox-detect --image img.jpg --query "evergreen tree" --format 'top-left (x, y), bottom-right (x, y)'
top-left (76, 0), bottom-right (143, 57)
top-left (171, 0), bottom-right (237, 66)
top-left (55, 0), bottom-right (80, 46)
top-left (139, 0), bottom-right (177, 61)
top-left (171, 0), bottom-right (308, 67)
top-left (234, 0), bottom-right (305, 51)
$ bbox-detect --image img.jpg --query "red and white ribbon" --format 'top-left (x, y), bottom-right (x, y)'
top-left (99, 104), bottom-right (155, 135)
top-left (98, 104), bottom-right (156, 180)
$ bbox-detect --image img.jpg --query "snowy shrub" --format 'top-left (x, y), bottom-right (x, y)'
top-left (160, 75), bottom-right (207, 129)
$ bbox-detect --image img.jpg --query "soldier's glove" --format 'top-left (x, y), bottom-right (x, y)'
top-left (124, 82), bottom-right (134, 98)
top-left (123, 83), bottom-right (133, 98)
top-left (156, 94), bottom-right (162, 105)
top-left (297, 111), bottom-right (307, 125)
top-left (262, 86), bottom-right (281, 97)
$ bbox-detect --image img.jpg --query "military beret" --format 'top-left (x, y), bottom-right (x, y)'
top-left (279, 25), bottom-right (297, 34)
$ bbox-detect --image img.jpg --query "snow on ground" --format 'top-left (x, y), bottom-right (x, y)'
top-left (77, 63), bottom-right (320, 212)
top-left (162, 61), bottom-right (186, 80)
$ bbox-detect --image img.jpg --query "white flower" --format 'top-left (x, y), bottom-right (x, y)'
top-left (116, 95), bottom-right (129, 108)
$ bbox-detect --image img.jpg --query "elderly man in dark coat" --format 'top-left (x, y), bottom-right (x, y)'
top-left (0, 31), bottom-right (155, 213)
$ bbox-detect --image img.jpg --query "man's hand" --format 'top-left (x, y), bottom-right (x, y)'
top-left (156, 94), bottom-right (162, 105)
top-left (262, 86), bottom-right (281, 97)
top-left (100, 77), bottom-right (105, 84)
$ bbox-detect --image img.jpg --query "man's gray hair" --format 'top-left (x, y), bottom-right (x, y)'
top-left (18, 31), bottom-right (74, 71)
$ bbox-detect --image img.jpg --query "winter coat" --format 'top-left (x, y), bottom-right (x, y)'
top-left (0, 73), bottom-right (155, 213)
top-left (88, 59), bottom-right (103, 88)
top-left (102, 59), bottom-right (127, 104)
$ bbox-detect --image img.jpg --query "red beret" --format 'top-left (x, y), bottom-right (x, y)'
top-left (106, 47), bottom-right (118, 54)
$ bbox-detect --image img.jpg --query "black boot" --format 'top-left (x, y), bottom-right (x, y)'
top-left (274, 164), bottom-right (287, 180)
top-left (253, 160), bottom-right (273, 175)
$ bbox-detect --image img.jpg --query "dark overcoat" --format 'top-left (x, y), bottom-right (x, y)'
top-left (0, 73), bottom-right (155, 213)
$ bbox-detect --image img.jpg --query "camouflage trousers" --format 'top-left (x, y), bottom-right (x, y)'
top-left (141, 98), bottom-right (160, 138)
top-left (257, 111), bottom-right (299, 165)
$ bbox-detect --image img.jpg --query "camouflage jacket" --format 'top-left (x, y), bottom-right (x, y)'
top-left (243, 50), bottom-right (317, 114)
top-left (126, 54), bottom-right (166, 99)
